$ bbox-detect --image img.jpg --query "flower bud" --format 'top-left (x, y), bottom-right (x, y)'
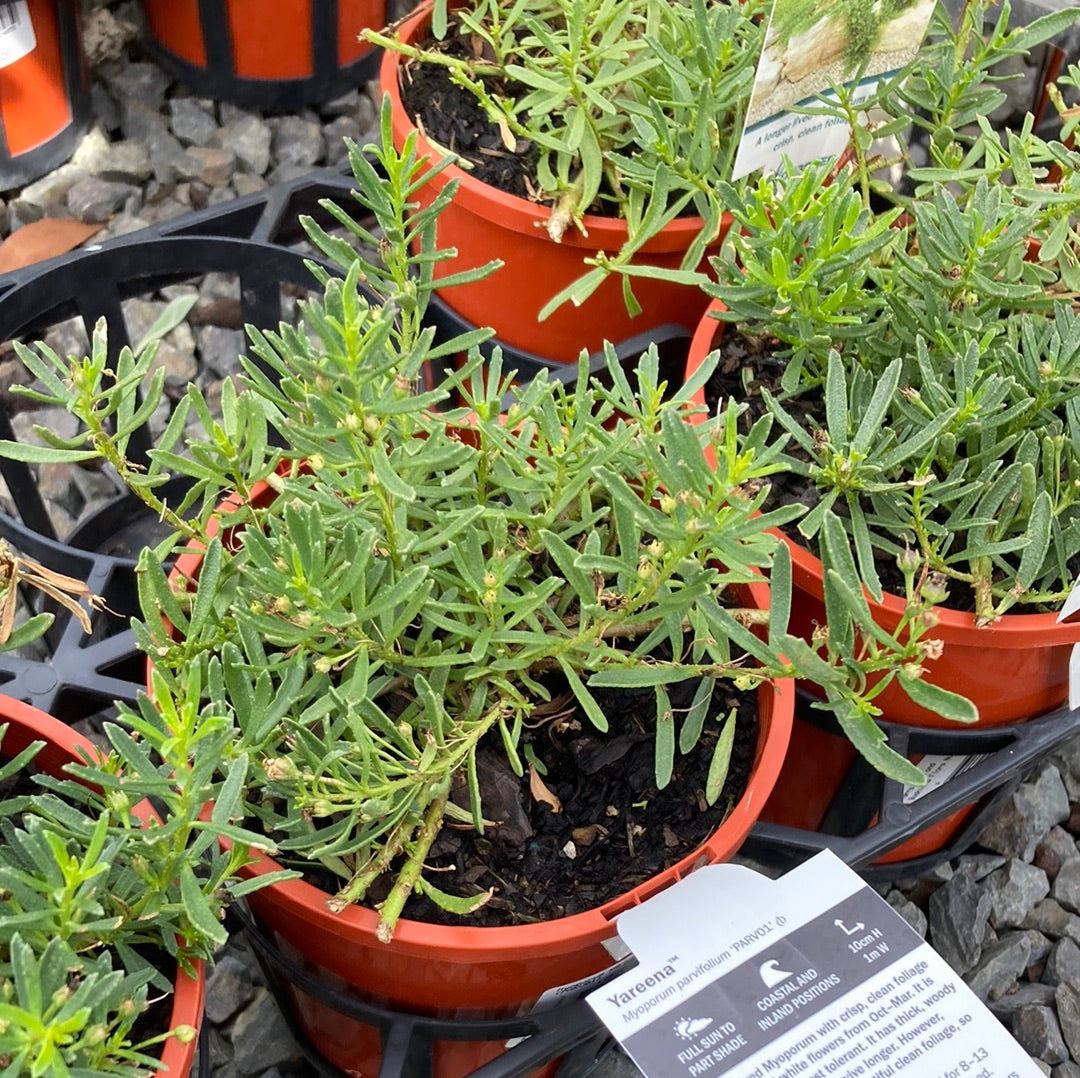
top-left (172, 1025), bottom-right (199, 1044)
top-left (920, 572), bottom-right (949, 605)
top-left (895, 547), bottom-right (920, 575)
top-left (263, 757), bottom-right (299, 782)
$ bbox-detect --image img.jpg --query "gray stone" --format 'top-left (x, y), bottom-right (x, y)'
top-left (233, 172), bottom-right (269, 198)
top-left (885, 890), bottom-right (928, 938)
top-left (1027, 765), bottom-right (1073, 835)
top-left (1035, 826), bottom-right (1079, 880)
top-left (6, 200), bottom-right (43, 231)
top-left (1024, 899), bottom-right (1080, 944)
top-left (119, 98), bottom-right (171, 144)
top-left (1053, 855), bottom-right (1080, 914)
top-left (1056, 982), bottom-right (1080, 1063)
top-left (208, 184), bottom-right (237, 207)
top-left (92, 139), bottom-right (153, 185)
top-left (1053, 1063), bottom-right (1080, 1078)
top-left (319, 88), bottom-right (362, 118)
top-left (66, 176), bottom-right (138, 223)
top-left (959, 853), bottom-right (1009, 881)
top-left (175, 146), bottom-right (237, 188)
top-left (980, 790), bottom-right (1046, 861)
top-left (229, 990), bottom-right (305, 1074)
top-left (168, 97), bottom-right (219, 147)
top-left (1050, 736), bottom-right (1080, 801)
top-left (197, 326), bottom-right (245, 378)
top-left (1022, 928), bottom-right (1054, 968)
top-left (355, 89), bottom-right (378, 133)
top-left (270, 114), bottom-right (324, 169)
top-left (928, 870), bottom-right (993, 974)
top-left (267, 160), bottom-right (318, 186)
top-left (1036, 1063), bottom-right (1055, 1077)
top-left (1011, 1005), bottom-right (1071, 1065)
top-left (70, 127), bottom-right (112, 171)
top-left (1044, 938), bottom-right (1080, 987)
top-left (215, 115), bottom-right (272, 175)
top-left (103, 61), bottom-right (171, 110)
top-left (149, 342), bottom-right (199, 389)
top-left (204, 954), bottom-right (257, 1025)
top-left (964, 931), bottom-right (1032, 1001)
top-left (89, 82), bottom-right (121, 134)
top-left (988, 981), bottom-right (1058, 1020)
top-left (14, 162), bottom-right (88, 213)
top-left (324, 115), bottom-right (364, 164)
top-left (989, 859), bottom-right (1051, 928)
top-left (141, 126), bottom-right (192, 185)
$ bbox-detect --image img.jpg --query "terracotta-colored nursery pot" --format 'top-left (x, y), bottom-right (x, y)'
top-left (382, 3), bottom-right (731, 363)
top-left (0, 695), bottom-right (205, 1078)
top-left (172, 481), bottom-right (794, 1076)
top-left (139, 0), bottom-right (384, 107)
top-left (756, 712), bottom-right (978, 866)
top-left (0, 0), bottom-right (89, 190)
top-left (686, 300), bottom-right (1080, 729)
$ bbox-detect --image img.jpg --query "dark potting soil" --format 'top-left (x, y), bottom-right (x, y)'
top-left (300, 679), bottom-right (760, 928)
top-left (399, 31), bottom-right (541, 200)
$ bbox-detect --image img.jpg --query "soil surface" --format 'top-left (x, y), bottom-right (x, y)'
top-left (399, 28), bottom-right (541, 199)
top-left (299, 678), bottom-right (760, 928)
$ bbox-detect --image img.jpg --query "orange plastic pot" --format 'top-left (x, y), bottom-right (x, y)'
top-left (226, 670), bottom-right (792, 1076)
top-left (138, 0), bottom-right (384, 108)
top-left (685, 299), bottom-right (1080, 861)
top-left (755, 712), bottom-right (979, 865)
top-left (382, 3), bottom-right (731, 364)
top-left (686, 299), bottom-right (1080, 728)
top-left (0, 695), bottom-right (205, 1078)
top-left (0, 0), bottom-right (89, 191)
top-left (172, 482), bottom-right (794, 1076)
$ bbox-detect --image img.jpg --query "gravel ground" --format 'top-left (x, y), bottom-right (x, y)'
top-left (1, 3), bottom-right (1079, 1077)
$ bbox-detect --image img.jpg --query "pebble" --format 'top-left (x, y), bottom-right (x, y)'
top-left (0, 4), bottom-right (1078, 1078)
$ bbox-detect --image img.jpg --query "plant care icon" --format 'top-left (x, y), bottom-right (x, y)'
top-left (759, 959), bottom-right (794, 987)
top-left (673, 1018), bottom-right (713, 1040)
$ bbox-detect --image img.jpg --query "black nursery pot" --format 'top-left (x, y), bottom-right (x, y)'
top-left (0, 0), bottom-right (89, 191)
top-left (136, 0), bottom-right (385, 108)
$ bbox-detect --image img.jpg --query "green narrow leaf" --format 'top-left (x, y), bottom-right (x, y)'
top-left (830, 700), bottom-right (927, 784)
top-left (654, 686), bottom-right (674, 790)
top-left (188, 537), bottom-right (223, 638)
top-left (896, 670), bottom-right (979, 724)
top-left (179, 864), bottom-right (228, 947)
top-left (679, 677), bottom-right (715, 754)
top-left (418, 876), bottom-right (492, 915)
top-left (705, 707), bottom-right (737, 805)
top-left (561, 658), bottom-right (609, 732)
top-left (539, 529), bottom-right (596, 607)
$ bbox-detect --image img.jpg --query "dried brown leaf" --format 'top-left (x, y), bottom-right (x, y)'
top-left (528, 763), bottom-right (562, 814)
top-left (0, 218), bottom-right (102, 274)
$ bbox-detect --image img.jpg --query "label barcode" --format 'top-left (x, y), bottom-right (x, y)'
top-left (0, 2), bottom-right (20, 34)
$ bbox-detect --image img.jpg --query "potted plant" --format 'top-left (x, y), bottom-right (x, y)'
top-left (0, 683), bottom-right (290, 1076)
top-left (0, 536), bottom-right (291, 1077)
top-left (0, 101), bottom-right (960, 1075)
top-left (361, 0), bottom-right (768, 364)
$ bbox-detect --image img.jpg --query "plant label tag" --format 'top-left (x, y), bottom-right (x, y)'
top-left (901, 753), bottom-right (990, 804)
top-left (730, 0), bottom-right (936, 179)
top-left (587, 851), bottom-right (1041, 1078)
top-left (1055, 577), bottom-right (1080, 708)
top-left (0, 2), bottom-right (34, 69)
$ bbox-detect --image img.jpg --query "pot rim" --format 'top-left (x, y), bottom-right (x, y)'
top-left (380, 2), bottom-right (721, 253)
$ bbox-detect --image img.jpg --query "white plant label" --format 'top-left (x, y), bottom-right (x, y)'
top-left (901, 753), bottom-right (990, 805)
top-left (0, 2), bottom-right (34, 69)
top-left (1056, 577), bottom-right (1080, 709)
top-left (588, 851), bottom-right (1041, 1078)
top-left (731, 0), bottom-right (936, 178)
